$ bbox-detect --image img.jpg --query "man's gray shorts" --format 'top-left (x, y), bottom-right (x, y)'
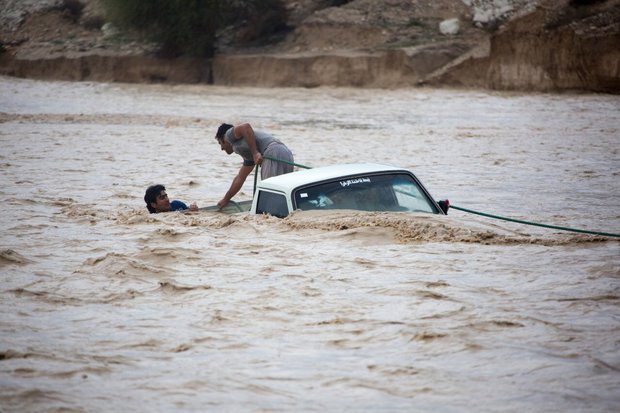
top-left (262, 142), bottom-right (294, 179)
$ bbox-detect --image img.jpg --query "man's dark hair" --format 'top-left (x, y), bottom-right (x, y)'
top-left (216, 123), bottom-right (234, 139)
top-left (144, 184), bottom-right (165, 213)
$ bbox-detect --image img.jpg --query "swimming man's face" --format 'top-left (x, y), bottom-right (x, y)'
top-left (151, 190), bottom-right (171, 213)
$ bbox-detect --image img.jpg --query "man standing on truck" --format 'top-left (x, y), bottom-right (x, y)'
top-left (214, 122), bottom-right (294, 210)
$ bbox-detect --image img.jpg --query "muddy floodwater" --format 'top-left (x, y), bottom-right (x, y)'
top-left (1, 76), bottom-right (619, 412)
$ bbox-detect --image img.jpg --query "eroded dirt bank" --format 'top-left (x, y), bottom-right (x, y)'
top-left (211, 44), bottom-right (467, 88)
top-left (0, 0), bottom-right (618, 93)
top-left (0, 54), bottom-right (210, 84)
top-left (211, 1), bottom-right (620, 92)
top-left (424, 3), bottom-right (620, 93)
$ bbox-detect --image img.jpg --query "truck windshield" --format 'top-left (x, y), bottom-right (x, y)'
top-left (293, 173), bottom-right (438, 214)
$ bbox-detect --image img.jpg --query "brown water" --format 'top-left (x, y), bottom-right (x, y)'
top-left (1, 76), bottom-right (619, 412)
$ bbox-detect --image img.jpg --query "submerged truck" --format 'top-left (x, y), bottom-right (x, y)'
top-left (212, 163), bottom-right (448, 218)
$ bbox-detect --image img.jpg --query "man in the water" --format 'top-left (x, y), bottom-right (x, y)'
top-left (144, 184), bottom-right (197, 213)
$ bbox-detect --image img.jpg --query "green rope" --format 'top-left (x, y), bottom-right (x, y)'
top-left (195, 199), bottom-right (243, 213)
top-left (253, 155), bottom-right (312, 194)
top-left (450, 204), bottom-right (620, 238)
top-left (253, 164), bottom-right (259, 196)
top-left (229, 199), bottom-right (244, 213)
top-left (263, 155), bottom-right (312, 170)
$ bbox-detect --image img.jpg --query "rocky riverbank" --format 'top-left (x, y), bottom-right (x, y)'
top-left (0, 0), bottom-right (618, 93)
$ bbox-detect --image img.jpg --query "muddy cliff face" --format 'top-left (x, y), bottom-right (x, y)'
top-left (0, 54), bottom-right (210, 83)
top-left (0, 0), bottom-right (618, 93)
top-left (488, 8), bottom-right (620, 92)
top-left (212, 44), bottom-right (470, 88)
top-left (429, 3), bottom-right (620, 93)
top-left (204, 0), bottom-right (620, 93)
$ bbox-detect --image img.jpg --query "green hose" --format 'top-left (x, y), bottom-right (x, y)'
top-left (263, 155), bottom-right (312, 170)
top-left (228, 200), bottom-right (244, 213)
top-left (253, 164), bottom-right (259, 196)
top-left (253, 155), bottom-right (312, 194)
top-left (450, 204), bottom-right (620, 238)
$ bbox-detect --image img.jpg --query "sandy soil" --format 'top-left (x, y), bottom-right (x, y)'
top-left (0, 0), bottom-right (503, 59)
top-left (0, 0), bottom-right (619, 92)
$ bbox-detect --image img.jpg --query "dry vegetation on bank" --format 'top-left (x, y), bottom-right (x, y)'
top-left (0, 0), bottom-right (618, 92)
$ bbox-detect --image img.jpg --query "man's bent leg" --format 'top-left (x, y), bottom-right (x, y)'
top-left (262, 144), bottom-right (294, 179)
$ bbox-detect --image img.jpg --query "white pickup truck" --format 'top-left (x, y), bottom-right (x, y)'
top-left (215, 163), bottom-right (448, 218)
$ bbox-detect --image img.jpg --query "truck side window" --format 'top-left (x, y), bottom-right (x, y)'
top-left (256, 191), bottom-right (289, 218)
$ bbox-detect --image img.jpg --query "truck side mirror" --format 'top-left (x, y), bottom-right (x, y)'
top-left (438, 199), bottom-right (449, 215)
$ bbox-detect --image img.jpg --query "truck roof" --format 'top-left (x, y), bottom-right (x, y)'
top-left (257, 163), bottom-right (410, 193)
